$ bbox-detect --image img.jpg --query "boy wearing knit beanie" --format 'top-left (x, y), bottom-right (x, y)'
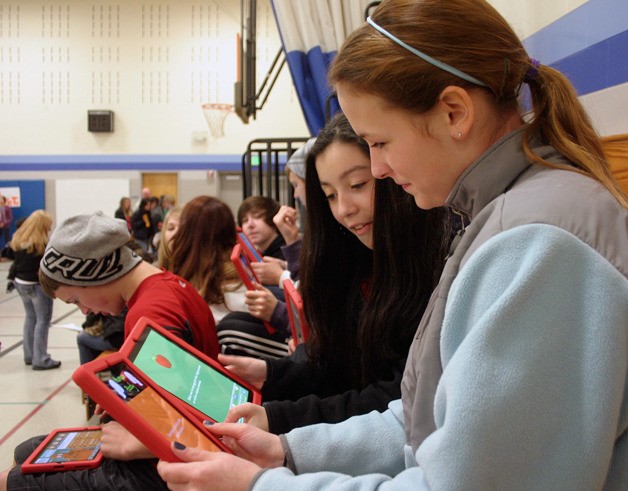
top-left (38, 211), bottom-right (218, 358)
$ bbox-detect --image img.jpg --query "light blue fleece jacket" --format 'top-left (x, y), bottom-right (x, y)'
top-left (251, 223), bottom-right (627, 490)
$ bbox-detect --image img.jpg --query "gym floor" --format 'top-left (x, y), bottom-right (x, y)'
top-left (0, 259), bottom-right (94, 471)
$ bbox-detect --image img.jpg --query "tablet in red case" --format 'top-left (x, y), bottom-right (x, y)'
top-left (231, 243), bottom-right (260, 290)
top-left (231, 245), bottom-right (276, 334)
top-left (73, 353), bottom-right (230, 462)
top-left (21, 427), bottom-right (103, 474)
top-left (120, 317), bottom-right (262, 422)
top-left (72, 317), bottom-right (263, 461)
top-left (283, 279), bottom-right (310, 345)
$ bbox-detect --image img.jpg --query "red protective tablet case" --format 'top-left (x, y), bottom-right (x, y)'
top-left (72, 317), bottom-right (262, 462)
top-left (231, 244), bottom-right (276, 334)
top-left (283, 279), bottom-right (310, 345)
top-left (231, 243), bottom-right (260, 290)
top-left (21, 426), bottom-right (103, 474)
top-left (73, 352), bottom-right (230, 462)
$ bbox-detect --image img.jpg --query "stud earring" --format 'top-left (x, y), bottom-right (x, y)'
top-left (456, 132), bottom-right (462, 139)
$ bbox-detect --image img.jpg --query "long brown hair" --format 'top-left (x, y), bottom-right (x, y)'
top-left (10, 210), bottom-right (52, 255)
top-left (157, 206), bottom-right (181, 270)
top-left (118, 197), bottom-right (131, 217)
top-left (169, 196), bottom-right (240, 305)
top-left (329, 0), bottom-right (627, 208)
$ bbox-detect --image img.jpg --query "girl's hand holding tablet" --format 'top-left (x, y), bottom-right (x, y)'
top-left (157, 423), bottom-right (285, 491)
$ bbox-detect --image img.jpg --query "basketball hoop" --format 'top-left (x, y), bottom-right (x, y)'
top-left (201, 103), bottom-right (234, 139)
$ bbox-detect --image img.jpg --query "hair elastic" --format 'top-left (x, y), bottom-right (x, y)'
top-left (366, 16), bottom-right (487, 88)
top-left (524, 58), bottom-right (541, 83)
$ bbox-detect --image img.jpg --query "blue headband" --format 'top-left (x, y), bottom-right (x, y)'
top-left (366, 16), bottom-right (487, 88)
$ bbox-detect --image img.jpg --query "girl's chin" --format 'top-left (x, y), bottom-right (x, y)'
top-left (356, 234), bottom-right (373, 250)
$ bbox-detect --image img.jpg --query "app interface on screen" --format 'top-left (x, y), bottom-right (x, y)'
top-left (100, 362), bottom-right (221, 452)
top-left (34, 430), bottom-right (101, 464)
top-left (131, 329), bottom-right (250, 422)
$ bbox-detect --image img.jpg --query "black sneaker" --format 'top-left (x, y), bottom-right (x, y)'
top-left (32, 360), bottom-right (62, 371)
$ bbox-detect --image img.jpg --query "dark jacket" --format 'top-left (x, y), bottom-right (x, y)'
top-left (8, 249), bottom-right (42, 283)
top-left (115, 208), bottom-right (132, 232)
top-left (262, 235), bottom-right (286, 260)
top-left (263, 357), bottom-right (406, 435)
top-left (130, 208), bottom-right (152, 241)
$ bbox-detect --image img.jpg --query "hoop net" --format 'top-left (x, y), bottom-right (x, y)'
top-left (202, 103), bottom-right (233, 139)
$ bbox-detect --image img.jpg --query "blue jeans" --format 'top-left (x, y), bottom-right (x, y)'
top-left (133, 238), bottom-right (150, 253)
top-left (76, 331), bottom-right (115, 365)
top-left (15, 282), bottom-right (54, 367)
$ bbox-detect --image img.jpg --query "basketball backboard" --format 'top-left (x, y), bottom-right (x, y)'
top-left (234, 0), bottom-right (285, 125)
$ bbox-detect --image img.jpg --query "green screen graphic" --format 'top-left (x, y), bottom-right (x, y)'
top-left (131, 329), bottom-right (250, 422)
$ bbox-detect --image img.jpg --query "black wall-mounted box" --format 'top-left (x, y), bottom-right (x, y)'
top-left (88, 110), bottom-right (114, 132)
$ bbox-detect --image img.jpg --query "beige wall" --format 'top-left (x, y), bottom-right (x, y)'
top-left (0, 0), bottom-right (309, 156)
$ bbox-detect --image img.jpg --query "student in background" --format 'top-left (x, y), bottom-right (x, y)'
top-left (114, 196), bottom-right (132, 232)
top-left (163, 196), bottom-right (292, 359)
top-left (155, 0), bottom-right (627, 489)
top-left (161, 194), bottom-right (176, 217)
top-left (149, 196), bottom-right (164, 254)
top-left (167, 196), bottom-right (249, 323)
top-left (7, 210), bottom-right (59, 370)
top-left (217, 196), bottom-right (293, 358)
top-left (156, 206), bottom-right (181, 269)
top-left (133, 186), bottom-right (151, 211)
top-left (0, 196), bottom-right (13, 250)
top-left (287, 139), bottom-right (312, 210)
top-left (130, 197), bottom-right (152, 253)
top-left (237, 196), bottom-right (285, 260)
top-left (252, 138), bottom-right (316, 289)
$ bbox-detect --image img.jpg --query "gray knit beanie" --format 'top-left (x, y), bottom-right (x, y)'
top-left (286, 137), bottom-right (316, 180)
top-left (40, 211), bottom-right (142, 286)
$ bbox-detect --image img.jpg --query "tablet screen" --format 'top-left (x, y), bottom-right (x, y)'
top-left (237, 232), bottom-right (262, 261)
top-left (30, 430), bottom-right (101, 465)
top-left (239, 252), bottom-right (257, 284)
top-left (129, 327), bottom-right (252, 422)
top-left (98, 362), bottom-right (221, 452)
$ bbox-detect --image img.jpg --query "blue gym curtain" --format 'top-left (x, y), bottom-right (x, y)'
top-left (271, 0), bottom-right (372, 135)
